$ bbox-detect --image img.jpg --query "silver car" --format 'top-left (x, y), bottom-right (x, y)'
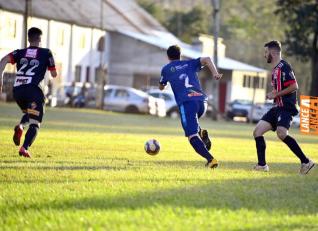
top-left (104, 85), bottom-right (166, 117)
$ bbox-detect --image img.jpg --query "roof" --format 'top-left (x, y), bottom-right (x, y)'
top-left (119, 30), bottom-right (267, 73)
top-left (0, 0), bottom-right (166, 34)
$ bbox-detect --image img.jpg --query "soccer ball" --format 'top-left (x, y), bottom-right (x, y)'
top-left (144, 139), bottom-right (160, 155)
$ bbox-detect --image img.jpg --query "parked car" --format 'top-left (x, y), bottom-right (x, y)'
top-left (292, 114), bottom-right (300, 127)
top-left (248, 101), bottom-right (274, 123)
top-left (225, 99), bottom-right (253, 121)
top-left (55, 82), bottom-right (96, 108)
top-left (104, 85), bottom-right (166, 117)
top-left (147, 89), bottom-right (179, 118)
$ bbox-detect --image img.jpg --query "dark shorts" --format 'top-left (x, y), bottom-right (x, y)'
top-left (179, 100), bottom-right (207, 137)
top-left (13, 85), bottom-right (45, 123)
top-left (261, 106), bottom-right (294, 131)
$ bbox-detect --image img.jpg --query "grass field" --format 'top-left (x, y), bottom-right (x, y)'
top-left (0, 102), bottom-right (317, 231)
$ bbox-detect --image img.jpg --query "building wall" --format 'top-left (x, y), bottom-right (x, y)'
top-left (0, 10), bottom-right (107, 90)
top-left (108, 32), bottom-right (167, 88)
top-left (230, 70), bottom-right (267, 103)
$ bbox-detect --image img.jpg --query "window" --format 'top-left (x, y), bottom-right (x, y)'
top-left (75, 65), bottom-right (82, 82)
top-left (243, 75), bottom-right (247, 87)
top-left (86, 66), bottom-right (90, 82)
top-left (114, 89), bottom-right (129, 98)
top-left (105, 89), bottom-right (113, 98)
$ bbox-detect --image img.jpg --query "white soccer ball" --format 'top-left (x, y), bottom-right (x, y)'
top-left (144, 139), bottom-right (160, 155)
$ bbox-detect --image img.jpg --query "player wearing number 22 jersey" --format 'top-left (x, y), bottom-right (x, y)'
top-left (0, 27), bottom-right (57, 158)
top-left (159, 45), bottom-right (222, 169)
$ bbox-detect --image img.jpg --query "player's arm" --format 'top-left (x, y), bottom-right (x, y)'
top-left (159, 69), bottom-right (167, 91)
top-left (48, 50), bottom-right (57, 78)
top-left (267, 82), bottom-right (298, 99)
top-left (50, 69), bottom-right (57, 78)
top-left (200, 57), bottom-right (222, 80)
top-left (159, 83), bottom-right (165, 90)
top-left (0, 55), bottom-right (11, 94)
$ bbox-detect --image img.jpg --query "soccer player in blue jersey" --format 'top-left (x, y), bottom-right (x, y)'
top-left (253, 40), bottom-right (314, 174)
top-left (159, 45), bottom-right (222, 168)
top-left (0, 27), bottom-right (57, 158)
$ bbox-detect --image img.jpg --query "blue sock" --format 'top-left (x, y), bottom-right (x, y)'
top-left (189, 136), bottom-right (213, 161)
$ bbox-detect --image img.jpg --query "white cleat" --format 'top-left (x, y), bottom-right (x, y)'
top-left (253, 164), bottom-right (269, 172)
top-left (299, 159), bottom-right (315, 175)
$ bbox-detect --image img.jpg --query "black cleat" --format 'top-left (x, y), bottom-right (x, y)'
top-left (199, 129), bottom-right (212, 151)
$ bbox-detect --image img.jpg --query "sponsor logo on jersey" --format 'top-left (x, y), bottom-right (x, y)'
top-left (175, 64), bottom-right (188, 70)
top-left (25, 49), bottom-right (38, 58)
top-left (187, 90), bottom-right (203, 97)
top-left (13, 76), bottom-right (32, 87)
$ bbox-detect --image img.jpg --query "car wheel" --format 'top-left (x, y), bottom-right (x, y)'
top-left (125, 105), bottom-right (139, 114)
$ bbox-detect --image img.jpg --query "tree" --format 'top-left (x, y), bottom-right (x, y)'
top-left (276, 0), bottom-right (318, 96)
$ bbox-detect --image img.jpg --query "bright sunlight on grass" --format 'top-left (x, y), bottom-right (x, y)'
top-left (0, 103), bottom-right (317, 230)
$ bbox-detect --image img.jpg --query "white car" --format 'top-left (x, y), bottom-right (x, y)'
top-left (104, 85), bottom-right (166, 117)
top-left (248, 101), bottom-right (274, 123)
top-left (147, 89), bottom-right (179, 118)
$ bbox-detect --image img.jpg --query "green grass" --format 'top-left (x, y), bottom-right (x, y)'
top-left (0, 102), bottom-right (317, 231)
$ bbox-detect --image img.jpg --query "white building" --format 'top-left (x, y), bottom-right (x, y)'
top-left (0, 0), bottom-right (267, 113)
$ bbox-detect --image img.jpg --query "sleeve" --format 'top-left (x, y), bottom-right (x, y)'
top-left (159, 68), bottom-right (168, 86)
top-left (47, 49), bottom-right (56, 71)
top-left (8, 50), bottom-right (19, 64)
top-left (282, 64), bottom-right (297, 87)
top-left (189, 58), bottom-right (202, 72)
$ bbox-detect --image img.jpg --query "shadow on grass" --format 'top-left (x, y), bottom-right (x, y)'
top-left (10, 173), bottom-right (318, 216)
top-left (0, 159), bottom-right (314, 174)
top-left (1, 158), bottom-right (317, 216)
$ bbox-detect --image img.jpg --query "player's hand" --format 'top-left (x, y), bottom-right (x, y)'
top-left (213, 73), bottom-right (223, 80)
top-left (266, 90), bottom-right (277, 99)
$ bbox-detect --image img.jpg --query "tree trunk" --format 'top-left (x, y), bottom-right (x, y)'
top-left (310, 31), bottom-right (318, 97)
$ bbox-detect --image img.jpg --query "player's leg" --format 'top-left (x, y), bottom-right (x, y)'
top-left (12, 90), bottom-right (29, 146)
top-left (277, 111), bottom-right (315, 174)
top-left (179, 101), bottom-right (217, 168)
top-left (252, 107), bottom-right (277, 171)
top-left (197, 101), bottom-right (212, 150)
top-left (19, 91), bottom-right (45, 158)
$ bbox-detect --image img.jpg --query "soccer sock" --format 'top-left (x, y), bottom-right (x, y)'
top-left (255, 136), bottom-right (266, 166)
top-left (283, 135), bottom-right (309, 163)
top-left (19, 114), bottom-right (29, 128)
top-left (22, 124), bottom-right (39, 149)
top-left (189, 136), bottom-right (213, 162)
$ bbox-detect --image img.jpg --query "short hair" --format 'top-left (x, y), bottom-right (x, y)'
top-left (264, 40), bottom-right (281, 52)
top-left (167, 45), bottom-right (181, 60)
top-left (28, 27), bottom-right (42, 43)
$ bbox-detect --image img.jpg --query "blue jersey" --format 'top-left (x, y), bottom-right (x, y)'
top-left (159, 58), bottom-right (207, 105)
top-left (9, 46), bottom-right (56, 89)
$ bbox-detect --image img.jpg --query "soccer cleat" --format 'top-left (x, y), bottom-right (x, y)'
top-left (199, 129), bottom-right (212, 151)
top-left (206, 158), bottom-right (218, 169)
top-left (19, 146), bottom-right (31, 158)
top-left (13, 125), bottom-right (23, 146)
top-left (253, 164), bottom-right (269, 172)
top-left (299, 159), bottom-right (315, 175)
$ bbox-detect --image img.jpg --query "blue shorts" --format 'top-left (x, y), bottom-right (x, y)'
top-left (179, 100), bottom-right (207, 137)
top-left (261, 106), bottom-right (294, 131)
